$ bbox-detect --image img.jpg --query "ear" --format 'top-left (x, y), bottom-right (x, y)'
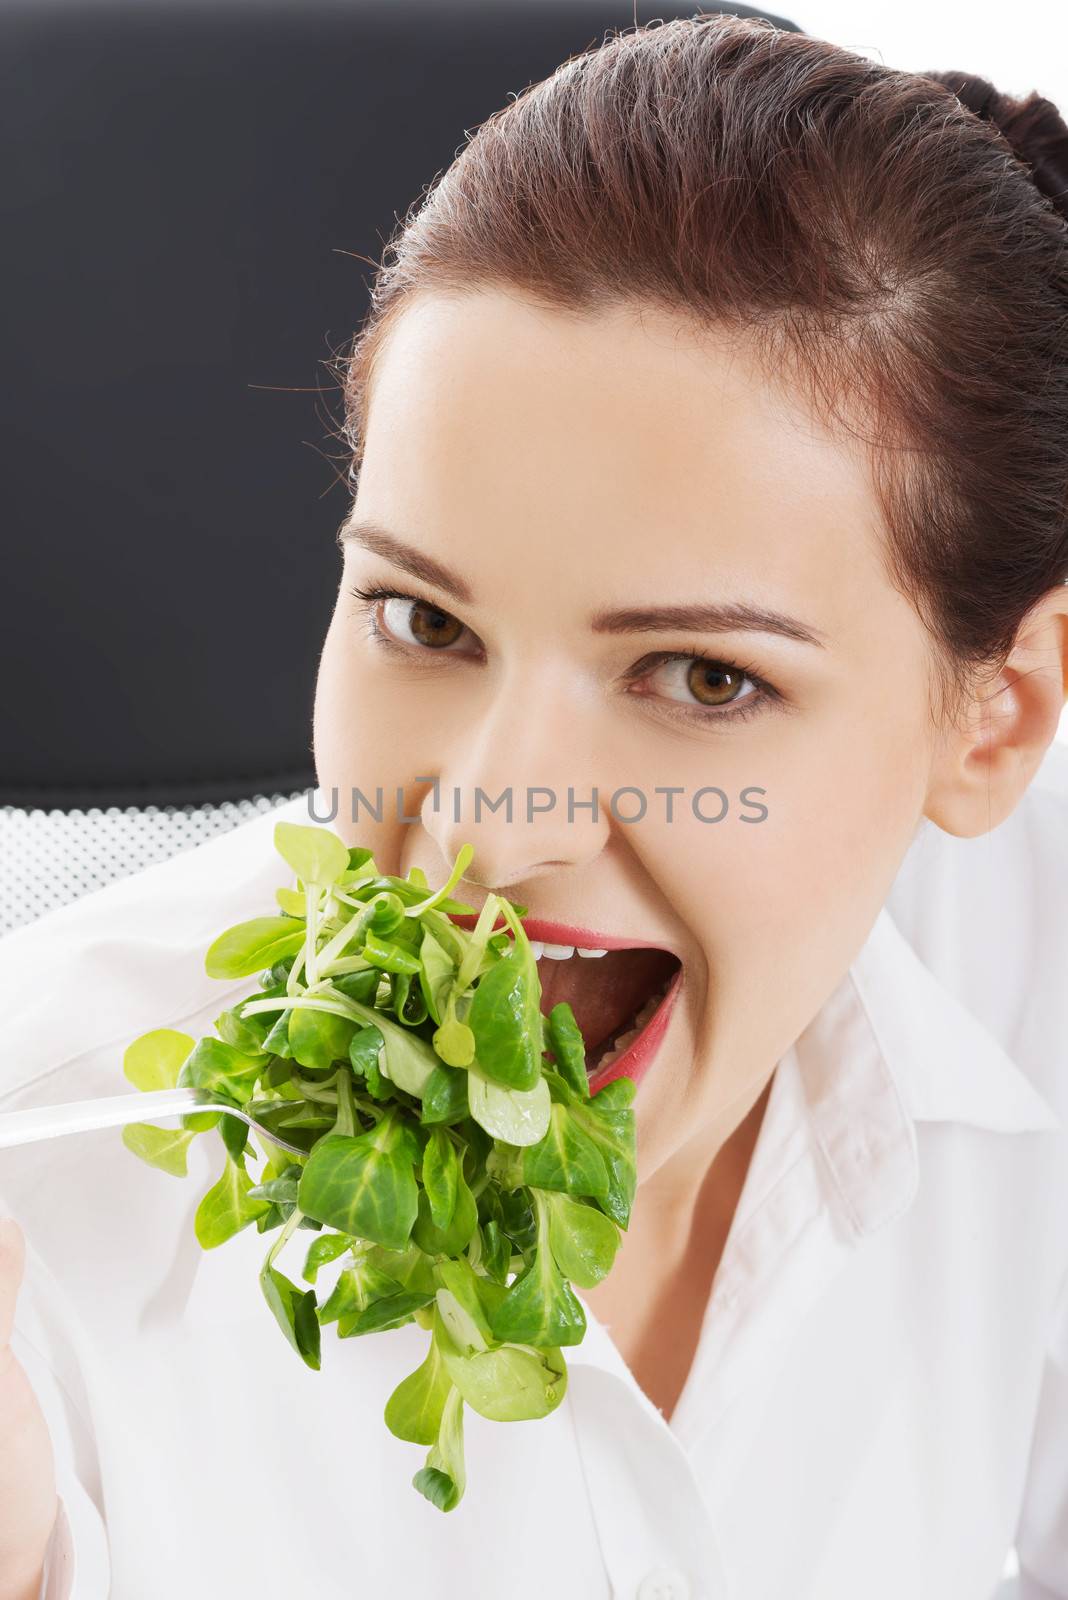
top-left (924, 583), bottom-right (1068, 837)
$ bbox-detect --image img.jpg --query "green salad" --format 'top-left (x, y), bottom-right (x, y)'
top-left (121, 820), bottom-right (637, 1511)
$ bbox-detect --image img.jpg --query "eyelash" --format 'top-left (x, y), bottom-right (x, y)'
top-left (347, 581), bottom-right (784, 727)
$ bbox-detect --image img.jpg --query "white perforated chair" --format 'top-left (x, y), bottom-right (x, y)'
top-left (0, 794), bottom-right (308, 937)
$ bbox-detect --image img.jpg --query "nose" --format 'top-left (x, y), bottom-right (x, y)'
top-left (419, 665), bottom-right (611, 891)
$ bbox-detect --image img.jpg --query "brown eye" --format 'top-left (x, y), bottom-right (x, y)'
top-left (381, 596), bottom-right (466, 649)
top-left (629, 651), bottom-right (764, 720)
top-left (685, 659), bottom-right (745, 706)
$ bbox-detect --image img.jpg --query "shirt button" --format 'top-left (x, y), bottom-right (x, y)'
top-left (636, 1568), bottom-right (692, 1600)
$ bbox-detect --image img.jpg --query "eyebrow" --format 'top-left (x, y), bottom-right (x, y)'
top-left (338, 517), bottom-right (828, 648)
top-left (340, 518), bottom-right (475, 603)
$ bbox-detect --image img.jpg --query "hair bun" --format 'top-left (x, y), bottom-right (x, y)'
top-left (927, 70), bottom-right (1068, 222)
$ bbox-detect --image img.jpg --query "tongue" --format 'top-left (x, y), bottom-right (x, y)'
top-left (535, 947), bottom-right (678, 1055)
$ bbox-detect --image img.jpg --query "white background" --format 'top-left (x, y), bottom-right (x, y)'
top-left (794, 1), bottom-right (1066, 114)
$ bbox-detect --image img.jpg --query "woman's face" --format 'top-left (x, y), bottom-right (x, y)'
top-left (313, 288), bottom-right (945, 1204)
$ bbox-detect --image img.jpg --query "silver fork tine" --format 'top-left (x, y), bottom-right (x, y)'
top-left (0, 1086), bottom-right (307, 1155)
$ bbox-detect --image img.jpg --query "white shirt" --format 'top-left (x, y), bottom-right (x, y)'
top-left (2, 745), bottom-right (1067, 1600)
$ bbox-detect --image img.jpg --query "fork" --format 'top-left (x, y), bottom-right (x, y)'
top-left (0, 1087), bottom-right (307, 1155)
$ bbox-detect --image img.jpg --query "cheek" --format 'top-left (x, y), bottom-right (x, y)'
top-left (311, 610), bottom-right (401, 793)
top-left (312, 610), bottom-right (360, 785)
top-left (661, 724), bottom-right (929, 1095)
top-left (311, 612), bottom-right (457, 812)
top-left (701, 714), bottom-right (929, 955)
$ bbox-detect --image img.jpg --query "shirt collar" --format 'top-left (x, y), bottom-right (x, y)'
top-left (785, 904), bottom-right (1062, 1241)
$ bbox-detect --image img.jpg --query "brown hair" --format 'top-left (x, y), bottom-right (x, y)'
top-left (335, 14), bottom-right (1068, 728)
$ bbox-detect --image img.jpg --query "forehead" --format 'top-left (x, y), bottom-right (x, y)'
top-left (356, 288), bottom-right (888, 612)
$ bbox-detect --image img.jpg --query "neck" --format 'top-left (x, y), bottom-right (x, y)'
top-left (633, 1066), bottom-right (776, 1256)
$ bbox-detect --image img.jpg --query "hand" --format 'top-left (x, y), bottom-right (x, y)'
top-left (0, 1218), bottom-right (59, 1600)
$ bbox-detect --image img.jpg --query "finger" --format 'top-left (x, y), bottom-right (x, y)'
top-left (0, 1217), bottom-right (26, 1352)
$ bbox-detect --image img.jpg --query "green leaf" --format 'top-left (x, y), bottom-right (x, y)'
top-left (568, 1096), bottom-right (638, 1229)
top-left (364, 1242), bottom-right (437, 1298)
top-left (417, 927), bottom-right (457, 1025)
top-left (262, 1008), bottom-right (295, 1059)
top-left (195, 1158), bottom-right (271, 1248)
top-left (219, 1111), bottom-right (249, 1163)
top-left (124, 830), bottom-right (641, 1516)
top-left (544, 1002), bottom-right (590, 1099)
top-left (366, 892), bottom-right (406, 938)
top-left (247, 1172), bottom-right (301, 1208)
top-left (466, 946), bottom-right (542, 1090)
top-left (421, 1127), bottom-right (459, 1231)
top-left (332, 969), bottom-right (381, 1006)
top-left (466, 1066), bottom-right (551, 1147)
top-left (260, 1261), bottom-right (322, 1369)
top-left (520, 1102), bottom-right (610, 1199)
top-left (487, 1247), bottom-right (587, 1347)
top-left (433, 1310), bottom-right (567, 1422)
top-left (362, 930), bottom-right (421, 975)
top-left (496, 1184), bottom-right (536, 1251)
top-left (432, 1257), bottom-right (496, 1353)
top-left (179, 1037), bottom-right (263, 1105)
top-left (214, 1006), bottom-right (272, 1058)
top-left (393, 970), bottom-right (428, 1025)
top-left (123, 1028), bottom-right (193, 1091)
top-left (339, 1289), bottom-right (433, 1337)
top-left (318, 1262), bottom-right (400, 1325)
top-left (302, 1232), bottom-right (352, 1284)
top-left (297, 1112), bottom-right (420, 1251)
top-left (275, 886), bottom-right (306, 917)
top-left (419, 1063), bottom-right (469, 1126)
top-left (410, 1181), bottom-right (478, 1259)
top-left (478, 1219), bottom-right (512, 1285)
top-left (122, 1122), bottom-right (198, 1177)
top-left (384, 1336), bottom-right (453, 1445)
top-left (545, 1191), bottom-right (621, 1287)
top-left (591, 1075), bottom-right (636, 1109)
top-left (364, 1056), bottom-right (391, 1101)
top-left (487, 1194), bottom-right (587, 1347)
top-left (204, 917), bottom-right (306, 980)
top-left (340, 1000), bottom-right (439, 1096)
top-left (412, 1465), bottom-right (457, 1513)
top-left (288, 1006), bottom-right (357, 1072)
top-left (432, 1016), bottom-right (475, 1068)
top-left (274, 820), bottom-right (350, 888)
top-left (261, 957), bottom-right (297, 989)
top-left (412, 1385), bottom-right (466, 1512)
top-left (348, 1023), bottom-right (384, 1080)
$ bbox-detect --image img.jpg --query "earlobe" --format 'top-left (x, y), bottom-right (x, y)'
top-left (923, 587), bottom-right (1068, 838)
top-left (922, 700), bottom-right (1022, 839)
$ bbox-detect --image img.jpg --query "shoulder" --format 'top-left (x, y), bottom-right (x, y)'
top-left (0, 794), bottom-right (310, 1101)
top-left (885, 738), bottom-right (1068, 1125)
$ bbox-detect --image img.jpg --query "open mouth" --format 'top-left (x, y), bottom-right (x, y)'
top-left (531, 942), bottom-right (682, 1090)
top-left (451, 912), bottom-right (683, 1093)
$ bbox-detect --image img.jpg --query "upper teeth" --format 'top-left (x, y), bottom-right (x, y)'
top-left (527, 940), bottom-right (608, 960)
